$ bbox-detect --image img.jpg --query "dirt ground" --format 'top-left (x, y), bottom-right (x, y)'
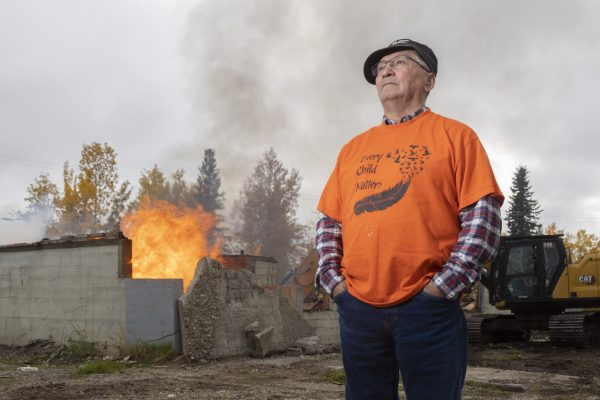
top-left (1, 338), bottom-right (600, 400)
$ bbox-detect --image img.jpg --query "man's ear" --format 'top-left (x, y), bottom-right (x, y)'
top-left (424, 73), bottom-right (436, 93)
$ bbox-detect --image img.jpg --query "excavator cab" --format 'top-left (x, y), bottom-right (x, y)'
top-left (488, 235), bottom-right (567, 307)
top-left (470, 235), bottom-right (600, 345)
top-left (488, 235), bottom-right (566, 304)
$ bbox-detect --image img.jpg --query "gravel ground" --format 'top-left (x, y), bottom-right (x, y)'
top-left (1, 341), bottom-right (600, 399)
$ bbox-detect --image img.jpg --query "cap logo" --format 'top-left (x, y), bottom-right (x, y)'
top-left (390, 39), bottom-right (410, 46)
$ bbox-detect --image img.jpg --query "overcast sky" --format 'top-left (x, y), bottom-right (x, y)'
top-left (1, 0), bottom-right (599, 245)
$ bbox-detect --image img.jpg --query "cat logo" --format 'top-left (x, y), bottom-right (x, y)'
top-left (578, 275), bottom-right (595, 285)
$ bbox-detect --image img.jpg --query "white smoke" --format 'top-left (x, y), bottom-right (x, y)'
top-left (0, 201), bottom-right (56, 245)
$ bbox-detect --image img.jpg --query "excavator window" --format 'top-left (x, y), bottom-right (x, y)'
top-left (506, 245), bottom-right (538, 297)
top-left (543, 241), bottom-right (560, 288)
top-left (506, 246), bottom-right (535, 274)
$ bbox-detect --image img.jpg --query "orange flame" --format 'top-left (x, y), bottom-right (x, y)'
top-left (120, 198), bottom-right (221, 291)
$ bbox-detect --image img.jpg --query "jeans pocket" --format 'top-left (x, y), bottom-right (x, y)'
top-left (418, 289), bottom-right (452, 304)
top-left (333, 289), bottom-right (349, 303)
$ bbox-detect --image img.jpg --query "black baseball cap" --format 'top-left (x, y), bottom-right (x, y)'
top-left (363, 38), bottom-right (438, 84)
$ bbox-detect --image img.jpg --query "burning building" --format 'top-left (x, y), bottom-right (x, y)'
top-left (0, 231), bottom-right (340, 357)
top-left (0, 233), bottom-right (182, 350)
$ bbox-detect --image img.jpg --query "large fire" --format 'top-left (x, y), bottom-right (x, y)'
top-left (120, 198), bottom-right (221, 291)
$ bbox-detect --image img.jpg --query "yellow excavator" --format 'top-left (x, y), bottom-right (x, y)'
top-left (468, 234), bottom-right (600, 345)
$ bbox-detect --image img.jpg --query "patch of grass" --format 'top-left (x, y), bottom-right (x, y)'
top-left (77, 360), bottom-right (126, 376)
top-left (59, 330), bottom-right (98, 362)
top-left (119, 342), bottom-right (175, 364)
top-left (24, 355), bottom-right (42, 366)
top-left (246, 371), bottom-right (261, 380)
top-left (324, 369), bottom-right (345, 385)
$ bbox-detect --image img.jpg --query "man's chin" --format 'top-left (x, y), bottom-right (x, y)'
top-left (380, 82), bottom-right (398, 89)
top-left (378, 90), bottom-right (401, 103)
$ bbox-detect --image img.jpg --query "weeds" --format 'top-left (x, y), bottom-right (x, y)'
top-left (118, 342), bottom-right (175, 364)
top-left (24, 355), bottom-right (41, 366)
top-left (52, 330), bottom-right (98, 363)
top-left (77, 360), bottom-right (126, 375)
top-left (324, 369), bottom-right (345, 385)
top-left (45, 330), bottom-right (176, 368)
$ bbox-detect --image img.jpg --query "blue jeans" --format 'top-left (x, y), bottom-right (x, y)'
top-left (335, 289), bottom-right (466, 400)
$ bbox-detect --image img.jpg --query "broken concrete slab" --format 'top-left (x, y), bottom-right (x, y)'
top-left (252, 326), bottom-right (274, 358)
top-left (179, 258), bottom-right (315, 360)
top-left (244, 321), bottom-right (260, 334)
top-left (296, 336), bottom-right (321, 355)
top-left (286, 347), bottom-right (303, 357)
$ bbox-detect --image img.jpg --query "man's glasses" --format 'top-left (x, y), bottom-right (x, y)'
top-left (371, 55), bottom-right (431, 77)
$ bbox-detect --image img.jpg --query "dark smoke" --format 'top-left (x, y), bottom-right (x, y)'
top-left (178, 0), bottom-right (600, 234)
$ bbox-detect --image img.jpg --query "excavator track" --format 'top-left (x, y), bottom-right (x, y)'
top-left (466, 313), bottom-right (530, 344)
top-left (466, 314), bottom-right (486, 343)
top-left (549, 312), bottom-right (600, 346)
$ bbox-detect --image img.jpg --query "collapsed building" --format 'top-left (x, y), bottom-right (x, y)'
top-left (0, 233), bottom-right (339, 357)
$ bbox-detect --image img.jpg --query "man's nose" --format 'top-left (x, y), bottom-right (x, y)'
top-left (381, 65), bottom-right (394, 78)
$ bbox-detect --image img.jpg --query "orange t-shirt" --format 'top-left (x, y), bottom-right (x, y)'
top-left (318, 110), bottom-right (503, 306)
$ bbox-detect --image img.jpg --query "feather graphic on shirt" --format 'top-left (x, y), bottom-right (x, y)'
top-left (353, 145), bottom-right (431, 216)
top-left (354, 179), bottom-right (411, 215)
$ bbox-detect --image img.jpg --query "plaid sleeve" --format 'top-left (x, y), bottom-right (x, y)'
top-left (314, 212), bottom-right (344, 296)
top-left (432, 195), bottom-right (502, 300)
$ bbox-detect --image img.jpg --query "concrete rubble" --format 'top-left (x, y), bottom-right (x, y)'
top-left (178, 258), bottom-right (316, 360)
top-left (296, 335), bottom-right (321, 355)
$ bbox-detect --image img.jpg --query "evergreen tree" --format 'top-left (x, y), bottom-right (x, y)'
top-left (194, 149), bottom-right (225, 213)
top-left (505, 166), bottom-right (543, 236)
top-left (231, 148), bottom-right (303, 277)
top-left (194, 149), bottom-right (226, 249)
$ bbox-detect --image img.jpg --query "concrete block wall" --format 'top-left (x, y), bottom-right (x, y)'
top-left (0, 237), bottom-right (182, 350)
top-left (0, 239), bottom-right (128, 345)
top-left (301, 310), bottom-right (340, 347)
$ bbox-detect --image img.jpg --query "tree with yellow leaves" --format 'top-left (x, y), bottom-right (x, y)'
top-left (21, 173), bottom-right (60, 229)
top-left (132, 164), bottom-right (169, 207)
top-left (566, 230), bottom-right (600, 263)
top-left (131, 165), bottom-right (196, 209)
top-left (545, 223), bottom-right (600, 263)
top-left (25, 173), bottom-right (59, 212)
top-left (26, 142), bottom-right (131, 237)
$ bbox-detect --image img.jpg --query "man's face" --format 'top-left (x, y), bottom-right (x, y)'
top-left (374, 50), bottom-right (434, 105)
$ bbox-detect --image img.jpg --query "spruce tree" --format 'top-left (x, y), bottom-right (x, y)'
top-left (194, 149), bottom-right (225, 249)
top-left (195, 149), bottom-right (225, 213)
top-left (505, 166), bottom-right (543, 236)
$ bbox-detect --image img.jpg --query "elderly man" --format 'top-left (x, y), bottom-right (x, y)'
top-left (315, 39), bottom-right (504, 399)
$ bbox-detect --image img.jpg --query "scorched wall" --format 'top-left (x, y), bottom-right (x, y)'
top-left (0, 235), bottom-right (181, 349)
